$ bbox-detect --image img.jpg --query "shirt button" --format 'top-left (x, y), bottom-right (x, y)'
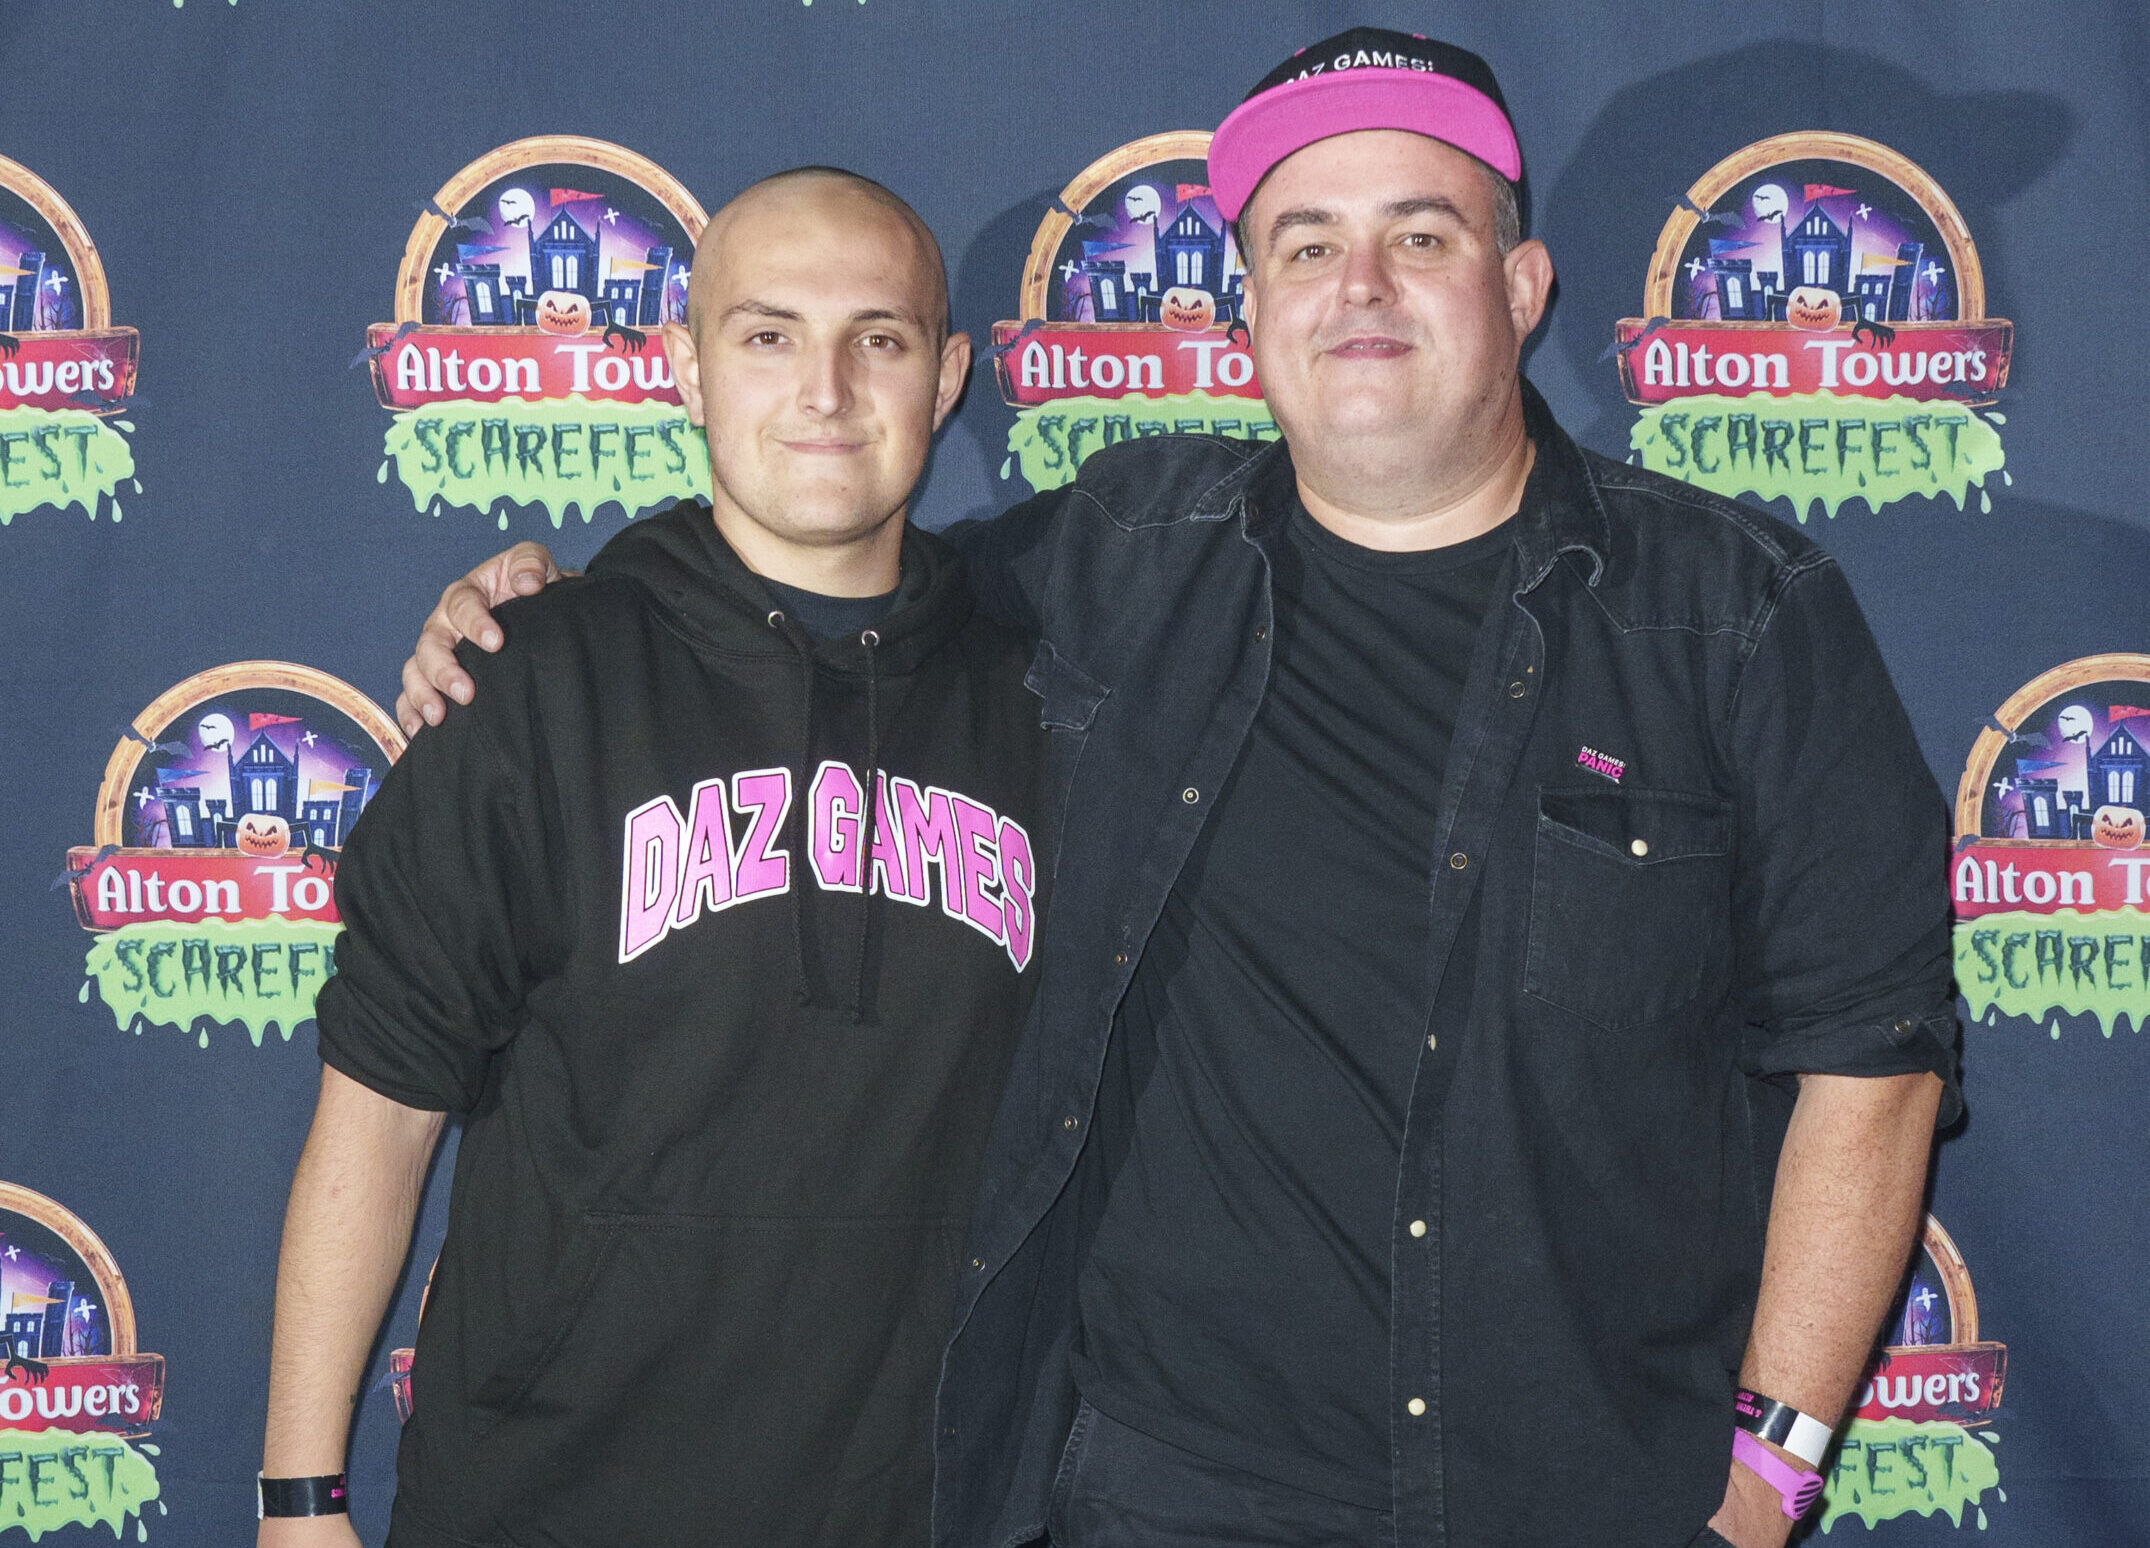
top-left (1114, 951), bottom-right (1128, 964)
top-left (970, 1257), bottom-right (984, 1270)
top-left (1508, 680), bottom-right (1526, 698)
top-left (1448, 852), bottom-right (1468, 870)
top-left (1409, 1219), bottom-right (1427, 1238)
top-left (1254, 626), bottom-right (1268, 641)
top-left (1427, 1033), bottom-right (1437, 1052)
top-left (1063, 1115), bottom-right (1080, 1131)
top-left (1407, 1397), bottom-right (1427, 1417)
top-left (1629, 838), bottom-right (1649, 857)
top-left (1892, 1016), bottom-right (1916, 1036)
top-left (1182, 787), bottom-right (1201, 804)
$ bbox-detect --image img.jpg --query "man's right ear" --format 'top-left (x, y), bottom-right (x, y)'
top-left (662, 321), bottom-right (704, 426)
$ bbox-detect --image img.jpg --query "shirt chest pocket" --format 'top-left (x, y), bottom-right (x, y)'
top-left (1523, 787), bottom-right (1734, 1032)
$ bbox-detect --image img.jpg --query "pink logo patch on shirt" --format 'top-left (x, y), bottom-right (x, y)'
top-left (1577, 744), bottom-right (1627, 783)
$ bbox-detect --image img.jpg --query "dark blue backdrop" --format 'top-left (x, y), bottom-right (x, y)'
top-left (3, 2), bottom-right (2145, 1542)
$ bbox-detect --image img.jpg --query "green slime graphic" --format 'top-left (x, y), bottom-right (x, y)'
top-left (1954, 907), bottom-right (2150, 1036)
top-left (84, 917), bottom-right (344, 1045)
top-left (383, 394), bottom-right (710, 525)
top-left (0, 409), bottom-right (134, 525)
top-left (1628, 391), bottom-right (2002, 521)
top-left (0, 1428), bottom-right (159, 1541)
top-left (1819, 1417), bottom-right (1999, 1531)
top-left (1006, 391), bottom-right (1277, 491)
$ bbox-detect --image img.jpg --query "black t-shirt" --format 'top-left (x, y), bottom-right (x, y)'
top-left (762, 574), bottom-right (901, 641)
top-left (1073, 497), bottom-right (1511, 1506)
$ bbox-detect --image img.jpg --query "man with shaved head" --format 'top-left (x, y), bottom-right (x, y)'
top-left (257, 167), bottom-right (1051, 1548)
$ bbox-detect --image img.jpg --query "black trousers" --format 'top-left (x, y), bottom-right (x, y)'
top-left (1045, 1398), bottom-right (1393, 1548)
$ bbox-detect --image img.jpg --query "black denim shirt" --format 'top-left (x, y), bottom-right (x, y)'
top-left (936, 384), bottom-right (1960, 1548)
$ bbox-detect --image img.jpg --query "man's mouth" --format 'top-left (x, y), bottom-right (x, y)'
top-left (778, 437), bottom-right (869, 455)
top-left (1327, 335), bottom-right (1413, 359)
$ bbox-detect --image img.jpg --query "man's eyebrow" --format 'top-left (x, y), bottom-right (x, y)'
top-left (718, 301), bottom-right (928, 329)
top-left (849, 306), bottom-right (928, 329)
top-left (722, 300), bottom-right (804, 323)
top-left (1265, 206), bottom-right (1334, 246)
top-left (1385, 195), bottom-right (1471, 225)
top-left (1265, 196), bottom-right (1474, 247)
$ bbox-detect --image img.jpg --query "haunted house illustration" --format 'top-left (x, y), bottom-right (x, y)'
top-left (452, 202), bottom-right (680, 329)
top-left (0, 248), bottom-right (47, 330)
top-left (1078, 202), bottom-right (1245, 325)
top-left (2016, 722), bottom-right (2148, 839)
top-left (1700, 198), bottom-right (1928, 325)
top-left (1, 1278), bottom-right (101, 1360)
top-left (157, 731), bottom-right (371, 850)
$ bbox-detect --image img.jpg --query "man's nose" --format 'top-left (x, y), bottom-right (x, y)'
top-left (1338, 241), bottom-right (1395, 307)
top-left (797, 343), bottom-right (855, 416)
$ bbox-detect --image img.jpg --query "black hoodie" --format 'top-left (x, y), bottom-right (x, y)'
top-left (315, 502), bottom-right (1051, 1548)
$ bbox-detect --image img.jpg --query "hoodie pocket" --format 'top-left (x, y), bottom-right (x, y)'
top-left (462, 1211), bottom-right (965, 1548)
top-left (1522, 787), bottom-right (1733, 1032)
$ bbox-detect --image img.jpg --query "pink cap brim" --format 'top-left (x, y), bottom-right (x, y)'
top-left (1209, 69), bottom-right (1521, 221)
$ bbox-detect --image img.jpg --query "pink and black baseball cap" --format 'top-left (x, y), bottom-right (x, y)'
top-left (1209, 29), bottom-right (1522, 222)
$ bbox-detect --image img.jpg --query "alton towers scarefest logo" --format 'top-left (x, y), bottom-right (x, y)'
top-left (992, 132), bottom-right (1273, 492)
top-left (62, 662), bottom-right (403, 1047)
top-left (0, 1183), bottom-right (167, 1542)
top-left (1613, 133), bottom-right (2013, 522)
top-left (0, 156), bottom-right (140, 527)
top-left (365, 136), bottom-right (711, 529)
top-left (1954, 653), bottom-right (2150, 1038)
top-left (1818, 1214), bottom-right (2008, 1532)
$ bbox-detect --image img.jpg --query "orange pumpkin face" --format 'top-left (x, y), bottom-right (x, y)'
top-left (1159, 287), bottom-right (1215, 332)
top-left (2092, 804), bottom-right (2146, 850)
top-left (1786, 286), bottom-right (1841, 331)
top-left (235, 812), bottom-right (291, 858)
top-left (536, 290), bottom-right (591, 336)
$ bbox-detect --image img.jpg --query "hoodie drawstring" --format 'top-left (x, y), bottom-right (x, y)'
top-left (852, 629), bottom-right (881, 1024)
top-left (770, 610), bottom-right (817, 1007)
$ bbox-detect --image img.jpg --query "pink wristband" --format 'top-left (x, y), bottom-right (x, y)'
top-left (1733, 1428), bottom-right (1824, 1519)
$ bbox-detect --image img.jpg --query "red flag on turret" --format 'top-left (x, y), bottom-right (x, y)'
top-left (250, 713), bottom-right (303, 730)
top-left (1804, 183), bottom-right (1856, 200)
top-left (550, 187), bottom-right (600, 205)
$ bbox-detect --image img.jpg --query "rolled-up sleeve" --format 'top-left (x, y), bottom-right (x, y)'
top-left (315, 652), bottom-right (558, 1113)
top-left (1728, 554), bottom-right (1962, 1124)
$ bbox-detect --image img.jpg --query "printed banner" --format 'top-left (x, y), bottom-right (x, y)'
top-left (0, 1183), bottom-right (166, 1540)
top-left (994, 133), bottom-right (1272, 491)
top-left (0, 156), bottom-right (139, 526)
top-left (1612, 133), bottom-right (2011, 521)
top-left (65, 663), bottom-right (402, 1046)
top-left (1952, 654), bottom-right (2150, 1035)
top-left (367, 136), bottom-right (710, 528)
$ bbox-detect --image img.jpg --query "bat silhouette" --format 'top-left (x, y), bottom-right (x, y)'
top-left (1226, 318), bottom-right (1252, 350)
top-left (1599, 317), bottom-right (1672, 363)
top-left (420, 197), bottom-right (491, 236)
top-left (0, 333), bottom-right (17, 359)
top-left (1852, 318), bottom-right (1896, 350)
top-left (1675, 194), bottom-right (1741, 228)
top-left (115, 724), bottom-right (190, 755)
top-left (301, 840), bottom-right (341, 878)
top-left (1049, 196), bottom-right (1116, 231)
top-left (52, 844), bottom-right (118, 891)
top-left (352, 319), bottom-right (422, 370)
top-left (3, 1354), bottom-right (48, 1385)
top-left (602, 321), bottom-right (645, 354)
top-left (980, 317), bottom-right (1045, 363)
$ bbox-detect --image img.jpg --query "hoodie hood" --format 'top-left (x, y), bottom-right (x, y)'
top-left (586, 499), bottom-right (970, 674)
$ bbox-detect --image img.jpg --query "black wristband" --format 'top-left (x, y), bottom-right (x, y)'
top-left (258, 1474), bottom-right (348, 1518)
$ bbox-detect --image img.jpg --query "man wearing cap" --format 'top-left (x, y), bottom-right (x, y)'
top-left (398, 30), bottom-right (1957, 1548)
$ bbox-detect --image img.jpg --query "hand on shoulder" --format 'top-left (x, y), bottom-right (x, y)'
top-left (397, 541), bottom-right (563, 736)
